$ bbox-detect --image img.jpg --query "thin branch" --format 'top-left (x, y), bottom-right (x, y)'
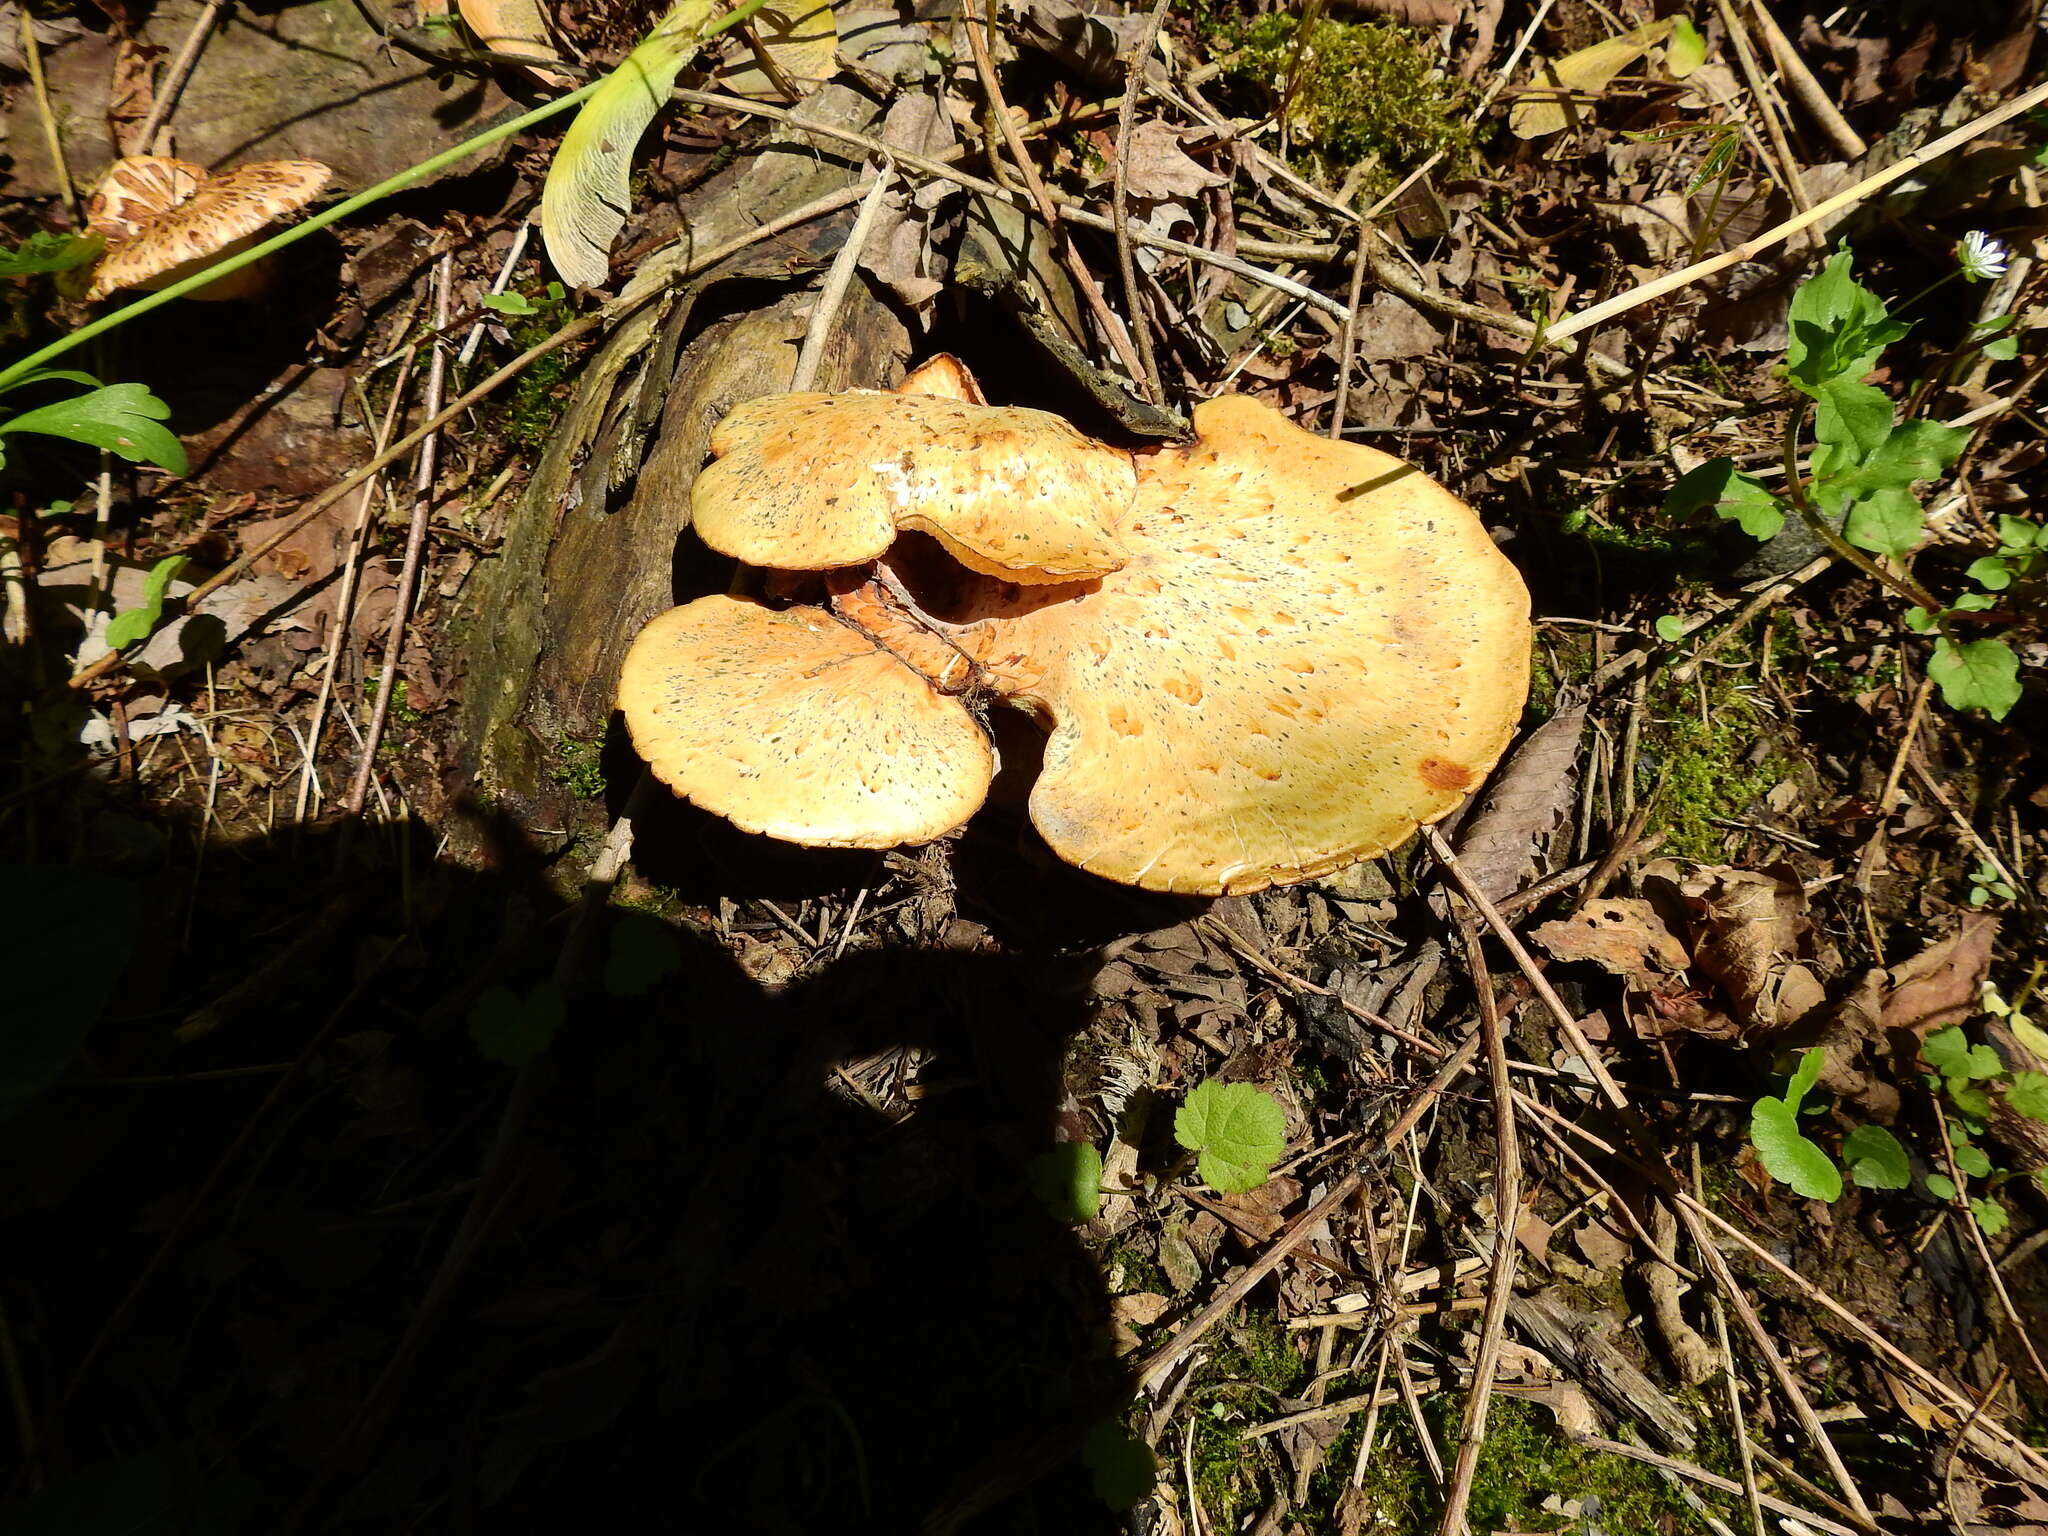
top-left (1112, 0), bottom-right (1172, 403)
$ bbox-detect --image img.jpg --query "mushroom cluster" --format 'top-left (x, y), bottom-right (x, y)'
top-left (619, 361), bottom-right (1532, 895)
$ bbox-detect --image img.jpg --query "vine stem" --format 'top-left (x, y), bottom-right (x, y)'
top-left (1777, 401), bottom-right (1948, 621)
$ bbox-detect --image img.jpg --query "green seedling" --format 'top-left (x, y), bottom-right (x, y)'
top-left (103, 554), bottom-right (188, 650)
top-left (468, 981), bottom-right (566, 1065)
top-left (1664, 246), bottom-right (2023, 719)
top-left (1965, 514), bottom-right (2046, 592)
top-left (1175, 1080), bottom-right (1287, 1194)
top-left (1967, 859), bottom-right (2017, 908)
top-left (1083, 1421), bottom-right (1158, 1511)
top-left (1749, 1047), bottom-right (1840, 1201)
top-left (0, 231), bottom-right (104, 278)
top-left (1027, 1141), bottom-right (1105, 1224)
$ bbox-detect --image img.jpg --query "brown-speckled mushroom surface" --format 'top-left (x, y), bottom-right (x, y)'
top-left (85, 155), bottom-right (332, 301)
top-left (914, 394), bottom-right (1532, 894)
top-left (617, 594), bottom-right (994, 849)
top-left (690, 392), bottom-right (1138, 582)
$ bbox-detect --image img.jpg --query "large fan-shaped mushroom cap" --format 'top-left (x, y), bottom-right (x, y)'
top-left (924, 394), bottom-right (1532, 894)
top-left (84, 156), bottom-right (332, 301)
top-left (690, 392), bottom-right (1137, 583)
top-left (617, 594), bottom-right (994, 849)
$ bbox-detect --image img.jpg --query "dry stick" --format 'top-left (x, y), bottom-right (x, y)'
top-left (1851, 670), bottom-right (1934, 892)
top-left (1907, 757), bottom-right (2026, 894)
top-left (20, 8), bottom-right (77, 225)
top-left (454, 220), bottom-right (533, 371)
top-left (1111, 0), bottom-right (1172, 404)
top-left (1716, 0), bottom-right (1817, 242)
top-left (134, 0), bottom-right (232, 149)
top-left (1546, 77), bottom-right (2048, 344)
top-left (1473, 0), bottom-right (1556, 117)
top-left (1129, 1031), bottom-right (1482, 1396)
top-left (788, 170), bottom-right (893, 393)
top-left (1932, 1100), bottom-right (2048, 1391)
top-left (1572, 1438), bottom-right (1859, 1536)
top-left (1437, 919), bottom-right (1522, 1536)
top-left (1693, 1146), bottom-right (1768, 1536)
top-left (293, 352), bottom-right (418, 828)
top-left (342, 252), bottom-right (453, 827)
top-left (1744, 0), bottom-right (1866, 159)
top-left (1418, 824), bottom-right (1631, 1114)
top-left (1668, 1199), bottom-right (1879, 1530)
top-left (963, 0), bottom-right (1148, 387)
top-left (67, 181), bottom-right (869, 692)
top-left (1670, 555), bottom-right (1833, 684)
top-left (1327, 220), bottom-right (1371, 441)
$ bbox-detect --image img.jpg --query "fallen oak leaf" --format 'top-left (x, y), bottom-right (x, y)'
top-left (1532, 897), bottom-right (1689, 978)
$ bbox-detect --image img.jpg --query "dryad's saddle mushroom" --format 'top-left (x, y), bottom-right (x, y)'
top-left (83, 155), bottom-right (333, 302)
top-left (619, 364), bottom-right (1532, 895)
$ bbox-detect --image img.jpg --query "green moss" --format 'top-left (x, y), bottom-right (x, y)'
top-left (1643, 670), bottom-right (1787, 860)
top-left (1328, 1399), bottom-right (1718, 1530)
top-left (549, 736), bottom-right (607, 800)
top-left (1204, 14), bottom-right (1474, 186)
top-left (503, 345), bottom-right (570, 451)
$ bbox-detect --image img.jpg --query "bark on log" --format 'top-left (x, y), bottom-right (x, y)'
top-left (451, 86), bottom-right (912, 841)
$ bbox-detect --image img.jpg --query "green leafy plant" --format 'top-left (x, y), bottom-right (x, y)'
top-left (1966, 514), bottom-right (2046, 592)
top-left (0, 231), bottom-right (104, 278)
top-left (1749, 1048), bottom-right (1841, 1200)
top-left (1967, 858), bottom-right (2018, 908)
top-left (0, 370), bottom-right (187, 475)
top-left (103, 554), bottom-right (188, 650)
top-left (1842, 1123), bottom-right (1910, 1190)
top-left (1082, 1421), bottom-right (1158, 1510)
top-left (468, 981), bottom-right (567, 1064)
top-left (1914, 998), bottom-right (2048, 1233)
top-left (1028, 1141), bottom-right (1104, 1223)
top-left (1664, 247), bottom-right (2024, 720)
top-left (482, 280), bottom-right (569, 319)
top-left (1175, 1080), bottom-right (1287, 1194)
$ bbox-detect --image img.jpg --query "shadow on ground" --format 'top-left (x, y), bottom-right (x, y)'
top-left (0, 787), bottom-right (1136, 1534)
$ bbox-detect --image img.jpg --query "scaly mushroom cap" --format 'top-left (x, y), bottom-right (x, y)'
top-left (617, 594), bottom-right (994, 849)
top-left (926, 395), bottom-right (1532, 894)
top-left (85, 156), bottom-right (332, 301)
top-left (690, 392), bottom-right (1137, 583)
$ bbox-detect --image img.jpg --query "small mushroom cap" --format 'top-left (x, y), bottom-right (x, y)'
top-left (690, 392), bottom-right (1137, 583)
top-left (934, 395), bottom-right (1532, 895)
top-left (618, 594), bottom-right (994, 849)
top-left (85, 156), bottom-right (332, 301)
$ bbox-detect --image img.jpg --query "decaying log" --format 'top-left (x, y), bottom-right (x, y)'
top-left (452, 85), bottom-right (912, 837)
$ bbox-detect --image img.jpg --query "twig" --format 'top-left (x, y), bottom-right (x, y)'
top-left (1327, 222), bottom-right (1371, 441)
top-left (962, 0), bottom-right (1148, 386)
top-left (69, 179), bottom-right (868, 691)
top-left (135, 0), bottom-right (233, 149)
top-left (1111, 0), bottom-right (1172, 403)
top-left (455, 220), bottom-right (533, 371)
top-left (1545, 78), bottom-right (2048, 343)
top-left (1931, 1096), bottom-right (2048, 1389)
top-left (1419, 825), bottom-right (1632, 1114)
top-left (20, 7), bottom-right (78, 225)
top-left (1671, 555), bottom-right (1834, 684)
top-left (788, 169), bottom-right (893, 392)
top-left (294, 351), bottom-right (418, 829)
top-left (1695, 1147), bottom-right (1768, 1536)
top-left (1907, 758), bottom-right (2026, 896)
top-left (342, 252), bottom-right (453, 828)
top-left (1437, 916), bottom-right (1522, 1536)
top-left (1474, 0), bottom-right (1556, 116)
top-left (1744, 0), bottom-right (1866, 159)
top-left (1852, 671), bottom-right (1933, 891)
top-left (1715, 0), bottom-right (1817, 241)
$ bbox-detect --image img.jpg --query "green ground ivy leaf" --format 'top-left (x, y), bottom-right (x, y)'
top-left (468, 981), bottom-right (566, 1065)
top-left (1926, 1172), bottom-right (1957, 1201)
top-left (0, 381), bottom-right (188, 473)
top-left (1663, 458), bottom-right (1784, 539)
top-left (1972, 1198), bottom-right (2009, 1236)
top-left (1927, 638), bottom-right (2021, 720)
top-left (1175, 1080), bottom-right (1287, 1193)
top-left (1027, 1141), bottom-right (1103, 1224)
top-left (1924, 1027), bottom-right (2002, 1081)
top-left (1952, 1141), bottom-right (1993, 1178)
top-left (1654, 614), bottom-right (1685, 643)
top-left (2006, 1072), bottom-right (2048, 1123)
top-left (1843, 1124), bottom-right (1909, 1190)
top-left (103, 555), bottom-right (187, 650)
top-left (603, 909), bottom-right (683, 997)
top-left (1082, 1423), bottom-right (1158, 1511)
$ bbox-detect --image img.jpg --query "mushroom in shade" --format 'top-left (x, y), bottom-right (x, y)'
top-left (83, 155), bottom-right (332, 302)
top-left (618, 369), bottom-right (1531, 894)
top-left (690, 391), bottom-right (1138, 581)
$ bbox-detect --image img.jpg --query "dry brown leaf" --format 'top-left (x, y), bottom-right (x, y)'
top-left (1450, 699), bottom-right (1586, 901)
top-left (1533, 898), bottom-right (1690, 978)
top-left (1679, 866), bottom-right (1827, 1032)
top-left (109, 39), bottom-right (165, 156)
top-left (1119, 119), bottom-right (1227, 202)
top-left (1882, 914), bottom-right (1999, 1037)
top-left (456, 0), bottom-right (568, 86)
top-left (718, 0), bottom-right (840, 101)
top-left (1510, 19), bottom-right (1694, 139)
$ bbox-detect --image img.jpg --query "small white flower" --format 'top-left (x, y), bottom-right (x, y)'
top-left (1957, 229), bottom-right (2010, 282)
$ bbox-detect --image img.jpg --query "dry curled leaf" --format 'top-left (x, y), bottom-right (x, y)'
top-left (1678, 866), bottom-right (1828, 1032)
top-left (1533, 898), bottom-right (1689, 978)
top-left (1881, 913), bottom-right (1998, 1036)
